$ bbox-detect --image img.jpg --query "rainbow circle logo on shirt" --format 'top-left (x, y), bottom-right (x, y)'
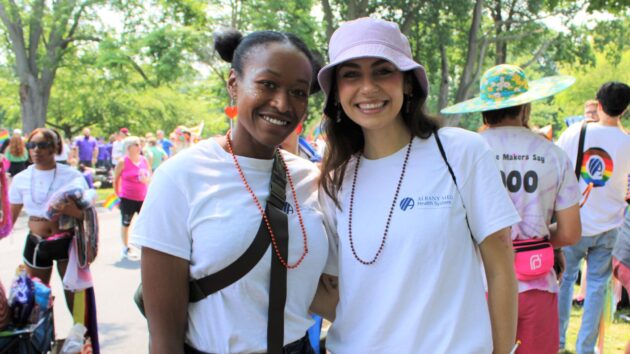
top-left (580, 147), bottom-right (613, 187)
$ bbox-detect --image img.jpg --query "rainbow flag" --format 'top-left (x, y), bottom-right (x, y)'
top-left (0, 130), bottom-right (9, 144)
top-left (103, 194), bottom-right (120, 210)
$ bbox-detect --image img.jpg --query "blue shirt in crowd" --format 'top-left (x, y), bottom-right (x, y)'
top-left (159, 139), bottom-right (174, 156)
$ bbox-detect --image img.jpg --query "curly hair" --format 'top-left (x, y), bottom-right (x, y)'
top-left (8, 136), bottom-right (25, 157)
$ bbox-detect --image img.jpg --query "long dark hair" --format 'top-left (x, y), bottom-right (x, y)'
top-left (319, 70), bottom-right (442, 207)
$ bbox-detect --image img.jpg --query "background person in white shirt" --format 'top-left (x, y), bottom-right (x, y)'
top-left (557, 82), bottom-right (630, 353)
top-left (312, 18), bottom-right (520, 354)
top-left (9, 128), bottom-right (89, 315)
top-left (111, 128), bottom-right (128, 167)
top-left (442, 64), bottom-right (581, 353)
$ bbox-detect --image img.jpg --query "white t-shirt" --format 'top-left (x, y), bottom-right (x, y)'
top-left (111, 140), bottom-right (124, 165)
top-left (9, 164), bottom-right (88, 218)
top-left (55, 142), bottom-right (70, 162)
top-left (322, 128), bottom-right (521, 354)
top-left (130, 138), bottom-right (328, 354)
top-left (482, 126), bottom-right (580, 293)
top-left (557, 123), bottom-right (630, 236)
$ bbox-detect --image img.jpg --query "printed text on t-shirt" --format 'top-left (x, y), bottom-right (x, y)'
top-left (399, 194), bottom-right (454, 210)
top-left (496, 153), bottom-right (545, 164)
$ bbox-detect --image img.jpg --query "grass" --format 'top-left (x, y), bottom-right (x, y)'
top-left (560, 307), bottom-right (630, 353)
top-left (95, 187), bottom-right (114, 202)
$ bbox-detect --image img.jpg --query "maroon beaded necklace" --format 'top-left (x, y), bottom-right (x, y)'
top-left (348, 137), bottom-right (413, 265)
top-left (225, 131), bottom-right (309, 269)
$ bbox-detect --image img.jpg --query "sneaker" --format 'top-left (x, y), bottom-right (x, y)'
top-left (127, 248), bottom-right (139, 260)
top-left (121, 247), bottom-right (129, 260)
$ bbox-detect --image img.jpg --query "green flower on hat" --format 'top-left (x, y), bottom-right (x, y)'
top-left (441, 64), bottom-right (575, 114)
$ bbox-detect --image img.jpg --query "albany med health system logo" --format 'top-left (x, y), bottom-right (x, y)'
top-left (399, 194), bottom-right (454, 211)
top-left (400, 197), bottom-right (415, 211)
top-left (283, 202), bottom-right (294, 215)
top-left (580, 147), bottom-right (613, 187)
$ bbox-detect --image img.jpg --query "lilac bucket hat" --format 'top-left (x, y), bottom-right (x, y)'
top-left (318, 17), bottom-right (429, 115)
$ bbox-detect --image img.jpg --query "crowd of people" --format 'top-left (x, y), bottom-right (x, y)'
top-left (0, 125), bottom-right (196, 261)
top-left (64, 126), bottom-right (189, 173)
top-left (0, 16), bottom-right (628, 354)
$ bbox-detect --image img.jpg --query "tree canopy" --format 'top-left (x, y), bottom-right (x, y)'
top-left (0, 0), bottom-right (627, 138)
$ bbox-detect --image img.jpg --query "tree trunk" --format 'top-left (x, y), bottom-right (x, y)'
top-left (19, 75), bottom-right (48, 133)
top-left (63, 126), bottom-right (72, 139)
top-left (346, 0), bottom-right (368, 20)
top-left (0, 0), bottom-right (83, 134)
top-left (495, 40), bottom-right (507, 64)
top-left (321, 0), bottom-right (336, 41)
top-left (455, 0), bottom-right (483, 102)
top-left (492, 0), bottom-right (505, 65)
top-left (449, 0), bottom-right (484, 126)
top-left (455, 0), bottom-right (483, 104)
top-left (438, 42), bottom-right (449, 112)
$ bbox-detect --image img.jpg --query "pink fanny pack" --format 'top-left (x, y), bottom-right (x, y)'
top-left (513, 238), bottom-right (554, 281)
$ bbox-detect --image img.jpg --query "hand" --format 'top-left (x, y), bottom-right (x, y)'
top-left (139, 170), bottom-right (151, 184)
top-left (554, 249), bottom-right (565, 283)
top-left (58, 199), bottom-right (84, 219)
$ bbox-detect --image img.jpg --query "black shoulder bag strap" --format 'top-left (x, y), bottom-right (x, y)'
top-left (188, 150), bottom-right (287, 301)
top-left (575, 120), bottom-right (588, 180)
top-left (265, 150), bottom-right (289, 354)
top-left (433, 129), bottom-right (475, 241)
top-left (136, 151), bottom-right (289, 353)
top-left (191, 150), bottom-right (288, 353)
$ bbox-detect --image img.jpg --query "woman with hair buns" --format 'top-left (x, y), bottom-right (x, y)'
top-left (311, 18), bottom-right (521, 353)
top-left (130, 29), bottom-right (328, 354)
top-left (9, 128), bottom-right (89, 312)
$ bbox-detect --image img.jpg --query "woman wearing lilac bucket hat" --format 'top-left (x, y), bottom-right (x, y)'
top-left (312, 18), bottom-right (521, 353)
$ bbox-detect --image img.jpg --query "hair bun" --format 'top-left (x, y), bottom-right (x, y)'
top-left (214, 29), bottom-right (243, 63)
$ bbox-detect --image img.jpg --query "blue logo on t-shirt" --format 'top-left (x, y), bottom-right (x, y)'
top-left (588, 158), bottom-right (604, 179)
top-left (400, 197), bottom-right (415, 211)
top-left (283, 202), bottom-right (294, 214)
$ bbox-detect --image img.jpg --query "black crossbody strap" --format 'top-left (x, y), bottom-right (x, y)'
top-left (189, 152), bottom-right (287, 303)
top-left (575, 120), bottom-right (588, 180)
top-left (136, 151), bottom-right (290, 347)
top-left (434, 129), bottom-right (475, 241)
top-left (188, 207), bottom-right (272, 302)
top-left (190, 151), bottom-right (289, 354)
top-left (266, 150), bottom-right (289, 353)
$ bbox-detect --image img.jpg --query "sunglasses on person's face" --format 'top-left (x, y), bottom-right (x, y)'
top-left (26, 141), bottom-right (54, 150)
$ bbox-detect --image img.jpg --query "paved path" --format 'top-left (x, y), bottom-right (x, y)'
top-left (0, 208), bottom-right (149, 353)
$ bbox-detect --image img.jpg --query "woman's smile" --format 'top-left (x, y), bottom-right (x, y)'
top-left (258, 111), bottom-right (291, 127)
top-left (354, 100), bottom-right (389, 115)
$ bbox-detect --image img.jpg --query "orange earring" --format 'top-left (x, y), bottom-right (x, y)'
top-left (224, 96), bottom-right (238, 119)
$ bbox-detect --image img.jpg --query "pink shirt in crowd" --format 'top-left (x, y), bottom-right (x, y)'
top-left (119, 156), bottom-right (149, 201)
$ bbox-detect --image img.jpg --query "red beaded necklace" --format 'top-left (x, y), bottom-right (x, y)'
top-left (225, 131), bottom-right (309, 269)
top-left (348, 137), bottom-right (413, 265)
